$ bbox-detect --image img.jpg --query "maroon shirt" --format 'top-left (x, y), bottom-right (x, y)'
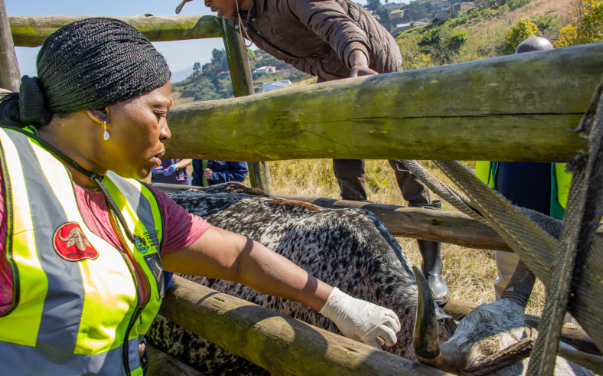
top-left (0, 167), bottom-right (209, 315)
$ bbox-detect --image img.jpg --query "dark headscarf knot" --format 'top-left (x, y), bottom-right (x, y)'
top-left (19, 76), bottom-right (53, 126)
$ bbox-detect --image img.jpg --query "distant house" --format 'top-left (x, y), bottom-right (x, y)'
top-left (390, 9), bottom-right (405, 16)
top-left (259, 80), bottom-right (292, 93)
top-left (434, 8), bottom-right (452, 20)
top-left (434, 2), bottom-right (475, 20)
top-left (396, 21), bottom-right (429, 31)
top-left (474, 0), bottom-right (492, 7)
top-left (459, 2), bottom-right (476, 13)
top-left (253, 66), bottom-right (277, 74)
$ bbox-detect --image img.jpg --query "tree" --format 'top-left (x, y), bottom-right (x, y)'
top-left (366, 0), bottom-right (382, 12)
top-left (211, 48), bottom-right (230, 72)
top-left (556, 0), bottom-right (603, 47)
top-left (502, 18), bottom-right (538, 55)
top-left (401, 2), bottom-right (428, 22)
top-left (192, 62), bottom-right (201, 76)
top-left (448, 31), bottom-right (468, 53)
top-left (376, 6), bottom-right (392, 32)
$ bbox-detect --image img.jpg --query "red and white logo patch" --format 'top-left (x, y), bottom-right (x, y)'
top-left (53, 222), bottom-right (99, 261)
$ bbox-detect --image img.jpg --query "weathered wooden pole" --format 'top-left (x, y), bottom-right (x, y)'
top-left (162, 43), bottom-right (603, 162)
top-left (9, 15), bottom-right (223, 47)
top-left (221, 18), bottom-right (272, 192)
top-left (145, 343), bottom-right (207, 376)
top-left (151, 182), bottom-right (511, 251)
top-left (270, 193), bottom-right (512, 250)
top-left (160, 275), bottom-right (451, 376)
top-left (0, 0), bottom-right (20, 91)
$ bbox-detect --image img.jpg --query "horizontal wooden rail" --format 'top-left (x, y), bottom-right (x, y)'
top-left (152, 182), bottom-right (511, 251)
top-left (146, 343), bottom-right (207, 376)
top-left (9, 15), bottom-right (222, 47)
top-left (443, 300), bottom-right (600, 356)
top-left (161, 276), bottom-right (450, 376)
top-left (275, 193), bottom-right (510, 251)
top-left (163, 43), bottom-right (603, 162)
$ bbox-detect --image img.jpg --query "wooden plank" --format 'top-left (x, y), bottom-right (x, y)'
top-left (160, 275), bottom-right (452, 376)
top-left (442, 300), bottom-right (601, 356)
top-left (162, 43), bottom-right (603, 162)
top-left (247, 161), bottom-right (273, 193)
top-left (0, 0), bottom-right (20, 91)
top-left (221, 18), bottom-right (272, 193)
top-left (9, 15), bottom-right (222, 47)
top-left (151, 182), bottom-right (511, 251)
top-left (275, 193), bottom-right (511, 251)
top-left (220, 18), bottom-right (253, 97)
top-left (145, 342), bottom-right (207, 376)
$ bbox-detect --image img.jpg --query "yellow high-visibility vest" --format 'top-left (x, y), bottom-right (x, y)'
top-left (0, 126), bottom-right (165, 376)
top-left (475, 160), bottom-right (570, 220)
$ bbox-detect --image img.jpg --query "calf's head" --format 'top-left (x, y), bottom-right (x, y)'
top-left (413, 261), bottom-right (536, 374)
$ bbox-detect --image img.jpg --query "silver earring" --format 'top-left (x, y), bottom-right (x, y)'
top-left (103, 121), bottom-right (110, 141)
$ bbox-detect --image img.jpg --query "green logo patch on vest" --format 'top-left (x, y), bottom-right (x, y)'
top-left (143, 230), bottom-right (161, 250)
top-left (134, 236), bottom-right (149, 254)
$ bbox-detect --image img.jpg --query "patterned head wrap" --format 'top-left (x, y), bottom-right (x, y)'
top-left (1, 17), bottom-right (171, 127)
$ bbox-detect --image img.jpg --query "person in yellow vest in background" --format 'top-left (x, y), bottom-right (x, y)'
top-left (0, 18), bottom-right (401, 376)
top-left (476, 36), bottom-right (572, 300)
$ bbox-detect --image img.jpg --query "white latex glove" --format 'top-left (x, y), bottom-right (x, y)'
top-left (319, 288), bottom-right (401, 348)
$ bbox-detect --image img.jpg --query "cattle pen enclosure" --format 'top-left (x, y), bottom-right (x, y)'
top-left (2, 6), bottom-right (603, 376)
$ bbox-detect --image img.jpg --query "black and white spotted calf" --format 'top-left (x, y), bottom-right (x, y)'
top-left (147, 183), bottom-right (593, 376)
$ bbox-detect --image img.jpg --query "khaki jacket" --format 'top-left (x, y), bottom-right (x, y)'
top-left (229, 0), bottom-right (402, 78)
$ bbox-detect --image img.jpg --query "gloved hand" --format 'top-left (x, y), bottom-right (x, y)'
top-left (319, 288), bottom-right (400, 348)
top-left (163, 164), bottom-right (178, 176)
top-left (151, 166), bottom-right (163, 174)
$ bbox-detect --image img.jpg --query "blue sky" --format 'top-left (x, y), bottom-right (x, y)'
top-left (6, 0), bottom-right (406, 77)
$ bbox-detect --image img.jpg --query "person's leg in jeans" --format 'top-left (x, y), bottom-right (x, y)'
top-left (333, 159), bottom-right (368, 201)
top-left (389, 159), bottom-right (450, 305)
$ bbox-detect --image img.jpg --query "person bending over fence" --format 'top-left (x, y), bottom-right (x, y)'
top-left (178, 0), bottom-right (450, 305)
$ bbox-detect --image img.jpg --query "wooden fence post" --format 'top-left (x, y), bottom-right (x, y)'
top-left (221, 18), bottom-right (272, 193)
top-left (0, 0), bottom-right (20, 91)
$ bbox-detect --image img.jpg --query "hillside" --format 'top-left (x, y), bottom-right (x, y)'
top-left (172, 48), bottom-right (311, 104)
top-left (172, 0), bottom-right (577, 102)
top-left (396, 0), bottom-right (573, 70)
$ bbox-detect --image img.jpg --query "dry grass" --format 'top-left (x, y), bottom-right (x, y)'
top-left (267, 158), bottom-right (546, 316)
top-left (460, 0), bottom-right (574, 48)
top-left (287, 77), bottom-right (318, 88)
top-left (171, 91), bottom-right (195, 106)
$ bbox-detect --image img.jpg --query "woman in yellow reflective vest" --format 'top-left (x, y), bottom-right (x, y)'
top-left (0, 18), bottom-right (401, 376)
